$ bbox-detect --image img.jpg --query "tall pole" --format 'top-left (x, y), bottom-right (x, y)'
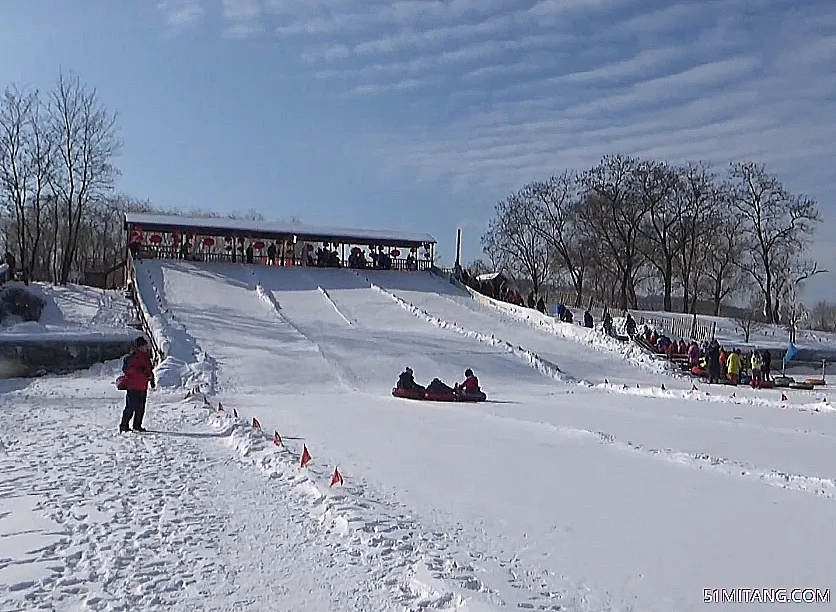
top-left (455, 228), bottom-right (462, 267)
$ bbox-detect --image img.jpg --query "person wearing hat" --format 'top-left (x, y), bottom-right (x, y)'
top-left (396, 366), bottom-right (424, 392)
top-left (457, 368), bottom-right (480, 395)
top-left (118, 337), bottom-right (156, 432)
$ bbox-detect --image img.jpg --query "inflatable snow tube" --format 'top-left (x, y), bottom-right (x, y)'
top-left (457, 391), bottom-right (487, 403)
top-left (750, 379), bottom-right (775, 389)
top-left (790, 381), bottom-right (815, 390)
top-left (424, 392), bottom-right (457, 402)
top-left (805, 378), bottom-right (826, 386)
top-left (392, 387), bottom-right (426, 400)
top-left (691, 366), bottom-right (708, 377)
top-left (772, 376), bottom-right (794, 387)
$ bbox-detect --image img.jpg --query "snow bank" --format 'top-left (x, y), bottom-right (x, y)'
top-left (459, 284), bottom-right (677, 376)
top-left (195, 402), bottom-right (485, 611)
top-left (131, 261), bottom-right (217, 392)
top-left (317, 286), bottom-right (353, 325)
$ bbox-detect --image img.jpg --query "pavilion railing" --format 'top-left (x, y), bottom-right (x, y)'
top-left (129, 244), bottom-right (433, 271)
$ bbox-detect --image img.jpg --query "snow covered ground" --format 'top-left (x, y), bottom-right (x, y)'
top-left (3, 263), bottom-right (835, 611)
top-left (0, 282), bottom-right (137, 342)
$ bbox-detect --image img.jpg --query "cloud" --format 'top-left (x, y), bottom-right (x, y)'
top-left (155, 0), bottom-right (836, 286)
top-left (222, 0), bottom-right (264, 37)
top-left (157, 0), bottom-right (203, 28)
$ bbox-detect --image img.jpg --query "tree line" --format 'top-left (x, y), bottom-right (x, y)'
top-left (480, 155), bottom-right (825, 326)
top-left (0, 71), bottom-right (274, 285)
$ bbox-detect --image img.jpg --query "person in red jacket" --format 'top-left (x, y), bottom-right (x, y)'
top-left (457, 368), bottom-right (480, 395)
top-left (119, 337), bottom-right (156, 432)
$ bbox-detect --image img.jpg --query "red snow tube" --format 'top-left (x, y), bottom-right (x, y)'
top-left (392, 387), bottom-right (425, 400)
top-left (691, 366), bottom-right (708, 377)
top-left (424, 391), bottom-right (457, 402)
top-left (457, 391), bottom-right (487, 402)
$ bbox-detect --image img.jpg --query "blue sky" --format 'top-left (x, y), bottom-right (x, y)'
top-left (3, 0), bottom-right (835, 301)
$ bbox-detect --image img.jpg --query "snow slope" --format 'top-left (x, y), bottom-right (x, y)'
top-left (121, 262), bottom-right (836, 610)
top-left (364, 270), bottom-right (678, 387)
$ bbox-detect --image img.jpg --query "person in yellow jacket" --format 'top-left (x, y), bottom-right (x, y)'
top-left (750, 351), bottom-right (763, 388)
top-left (726, 349), bottom-right (741, 385)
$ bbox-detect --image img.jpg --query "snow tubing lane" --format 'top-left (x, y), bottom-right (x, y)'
top-left (391, 388), bottom-right (487, 403)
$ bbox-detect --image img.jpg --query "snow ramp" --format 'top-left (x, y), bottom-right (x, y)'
top-left (134, 261), bottom-right (561, 399)
top-left (250, 265), bottom-right (559, 396)
top-left (133, 260), bottom-right (348, 395)
top-left (364, 270), bottom-right (681, 388)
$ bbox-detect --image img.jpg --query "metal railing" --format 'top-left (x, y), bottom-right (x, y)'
top-left (126, 251), bottom-right (164, 365)
top-left (129, 244), bottom-right (433, 271)
top-left (638, 313), bottom-right (716, 343)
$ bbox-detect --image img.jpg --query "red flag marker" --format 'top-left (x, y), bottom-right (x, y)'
top-left (273, 431), bottom-right (283, 446)
top-left (218, 402), bottom-right (224, 412)
top-left (233, 408), bottom-right (239, 418)
top-left (636, 383), bottom-right (640, 388)
top-left (300, 445), bottom-right (312, 468)
top-left (731, 392), bottom-right (736, 398)
top-left (330, 466), bottom-right (343, 487)
top-left (781, 392), bottom-right (787, 401)
top-left (661, 383), bottom-right (666, 391)
top-left (252, 417), bottom-right (261, 429)
top-left (692, 384), bottom-right (698, 391)
top-left (604, 378), bottom-right (609, 384)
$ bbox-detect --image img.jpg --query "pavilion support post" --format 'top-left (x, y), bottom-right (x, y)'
top-left (455, 228), bottom-right (462, 268)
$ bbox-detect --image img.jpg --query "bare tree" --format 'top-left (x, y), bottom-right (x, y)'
top-left (635, 160), bottom-right (679, 311)
top-left (734, 295), bottom-right (764, 343)
top-left (482, 189), bottom-right (553, 296)
top-left (704, 208), bottom-right (749, 315)
top-left (465, 258), bottom-right (491, 276)
top-left (523, 173), bottom-right (589, 306)
top-left (49, 71), bottom-right (121, 284)
top-left (577, 155), bottom-right (649, 310)
top-left (728, 162), bottom-right (821, 323)
top-left (808, 301), bottom-right (836, 332)
top-left (673, 163), bottom-right (721, 313)
top-left (0, 86), bottom-right (55, 282)
top-left (0, 87), bottom-right (34, 262)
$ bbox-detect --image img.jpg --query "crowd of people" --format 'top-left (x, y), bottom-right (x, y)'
top-left (640, 326), bottom-right (773, 386)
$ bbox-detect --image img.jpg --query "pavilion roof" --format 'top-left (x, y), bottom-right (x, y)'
top-left (124, 213), bottom-right (436, 247)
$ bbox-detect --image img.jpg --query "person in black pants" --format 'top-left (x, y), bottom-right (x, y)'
top-left (119, 337), bottom-right (156, 432)
top-left (706, 339), bottom-right (721, 384)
